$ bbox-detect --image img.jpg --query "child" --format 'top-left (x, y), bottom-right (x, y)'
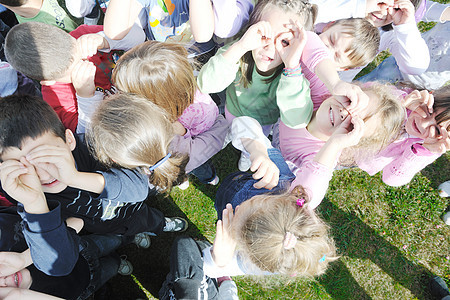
top-left (4, 21), bottom-right (145, 133)
top-left (278, 83), bottom-right (405, 208)
top-left (0, 94), bottom-right (187, 236)
top-left (86, 92), bottom-right (189, 193)
top-left (111, 41), bottom-right (228, 184)
top-left (357, 86), bottom-right (450, 187)
top-left (0, 0), bottom-right (79, 32)
top-left (104, 0), bottom-right (253, 57)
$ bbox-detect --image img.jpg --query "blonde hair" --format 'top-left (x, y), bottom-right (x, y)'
top-left (112, 41), bottom-right (197, 122)
top-left (328, 18), bottom-right (380, 69)
top-left (239, 0), bottom-right (318, 88)
top-left (234, 190), bottom-right (337, 277)
top-left (86, 93), bottom-right (188, 192)
top-left (340, 82), bottom-right (405, 165)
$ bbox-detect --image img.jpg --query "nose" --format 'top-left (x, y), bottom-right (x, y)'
top-left (339, 107), bottom-right (349, 120)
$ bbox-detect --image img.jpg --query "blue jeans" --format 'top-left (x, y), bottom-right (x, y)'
top-left (190, 159), bottom-right (217, 184)
top-left (357, 56), bottom-right (403, 84)
top-left (215, 148), bottom-right (295, 219)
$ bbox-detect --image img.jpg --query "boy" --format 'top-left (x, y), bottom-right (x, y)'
top-left (0, 94), bottom-right (187, 235)
top-left (0, 0), bottom-right (79, 32)
top-left (4, 21), bottom-right (145, 132)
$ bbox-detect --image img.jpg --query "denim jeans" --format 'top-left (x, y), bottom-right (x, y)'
top-left (357, 56), bottom-right (403, 84)
top-left (190, 159), bottom-right (217, 184)
top-left (159, 236), bottom-right (218, 300)
top-left (215, 148), bottom-right (295, 219)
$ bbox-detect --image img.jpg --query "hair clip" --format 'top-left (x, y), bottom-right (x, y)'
top-left (296, 198), bottom-right (305, 207)
top-left (283, 232), bottom-right (297, 250)
top-left (149, 153), bottom-right (171, 172)
top-left (319, 255), bottom-right (326, 262)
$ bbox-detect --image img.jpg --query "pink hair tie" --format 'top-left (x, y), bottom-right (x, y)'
top-left (296, 198), bottom-right (305, 207)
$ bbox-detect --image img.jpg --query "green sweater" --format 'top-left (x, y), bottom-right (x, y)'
top-left (16, 0), bottom-right (79, 32)
top-left (197, 46), bottom-right (313, 129)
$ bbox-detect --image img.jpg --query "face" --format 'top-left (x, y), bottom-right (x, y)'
top-left (0, 269), bottom-right (32, 289)
top-left (365, 0), bottom-right (394, 27)
top-left (311, 91), bottom-right (380, 141)
top-left (251, 6), bottom-right (302, 75)
top-left (1, 130), bottom-right (76, 193)
top-left (405, 107), bottom-right (449, 141)
top-left (319, 24), bottom-right (354, 70)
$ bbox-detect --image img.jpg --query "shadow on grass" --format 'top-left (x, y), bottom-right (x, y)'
top-left (318, 197), bottom-right (433, 300)
top-left (110, 194), bottom-right (211, 299)
top-left (420, 154), bottom-right (450, 189)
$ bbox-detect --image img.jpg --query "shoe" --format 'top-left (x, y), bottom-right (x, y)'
top-left (118, 256), bottom-right (133, 275)
top-left (443, 211), bottom-right (450, 226)
top-left (177, 180), bottom-right (190, 190)
top-left (238, 152), bottom-right (251, 172)
top-left (438, 180), bottom-right (450, 197)
top-left (430, 276), bottom-right (450, 299)
top-left (133, 232), bottom-right (151, 249)
top-left (163, 217), bottom-right (188, 232)
top-left (208, 175), bottom-right (220, 185)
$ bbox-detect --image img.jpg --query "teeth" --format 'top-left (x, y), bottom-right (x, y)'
top-left (14, 273), bottom-right (18, 286)
top-left (330, 108), bottom-right (334, 126)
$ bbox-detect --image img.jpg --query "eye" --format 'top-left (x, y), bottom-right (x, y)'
top-left (281, 39), bottom-right (289, 47)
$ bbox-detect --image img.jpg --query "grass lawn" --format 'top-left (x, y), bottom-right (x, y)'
top-left (105, 3), bottom-right (450, 298)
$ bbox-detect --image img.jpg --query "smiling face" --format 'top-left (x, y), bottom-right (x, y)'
top-left (405, 107), bottom-right (450, 141)
top-left (364, 0), bottom-right (394, 27)
top-left (310, 91), bottom-right (381, 141)
top-left (251, 5), bottom-right (303, 76)
top-left (0, 269), bottom-right (32, 289)
top-left (0, 130), bottom-right (76, 194)
top-left (319, 24), bottom-right (354, 70)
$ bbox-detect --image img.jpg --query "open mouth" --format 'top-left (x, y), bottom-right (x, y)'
top-left (14, 272), bottom-right (21, 287)
top-left (260, 54), bottom-right (273, 62)
top-left (330, 107), bottom-right (335, 126)
top-left (42, 178), bottom-right (57, 186)
top-left (370, 13), bottom-right (383, 21)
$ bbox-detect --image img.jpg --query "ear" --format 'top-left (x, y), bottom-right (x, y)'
top-left (65, 129), bottom-right (77, 151)
top-left (40, 80), bottom-right (56, 86)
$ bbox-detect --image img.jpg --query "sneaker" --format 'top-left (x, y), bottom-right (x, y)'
top-left (208, 175), bottom-right (220, 186)
top-left (238, 152), bottom-right (251, 172)
top-left (438, 180), bottom-right (450, 197)
top-left (133, 232), bottom-right (151, 249)
top-left (177, 180), bottom-right (190, 190)
top-left (430, 276), bottom-right (450, 299)
top-left (118, 256), bottom-right (133, 275)
top-left (163, 217), bottom-right (188, 232)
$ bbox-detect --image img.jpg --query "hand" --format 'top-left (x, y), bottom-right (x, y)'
top-left (212, 204), bottom-right (237, 268)
top-left (172, 121), bottom-right (187, 136)
top-left (0, 251), bottom-right (30, 277)
top-left (25, 145), bottom-right (78, 187)
top-left (71, 60), bottom-right (96, 98)
top-left (65, 217), bottom-right (84, 233)
top-left (0, 158), bottom-right (45, 208)
top-left (250, 151), bottom-right (280, 190)
top-left (329, 116), bottom-right (365, 149)
top-left (402, 90), bottom-right (433, 116)
top-left (237, 21), bottom-right (273, 52)
top-left (275, 22), bottom-right (307, 69)
top-left (390, 0), bottom-right (415, 25)
top-left (332, 81), bottom-right (369, 116)
top-left (423, 127), bottom-right (450, 154)
top-left (76, 33), bottom-right (107, 59)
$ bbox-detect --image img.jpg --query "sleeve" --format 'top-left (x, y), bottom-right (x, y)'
top-left (380, 22), bottom-right (430, 75)
top-left (230, 116), bottom-right (272, 154)
top-left (177, 91), bottom-right (219, 138)
top-left (381, 142), bottom-right (441, 187)
top-left (17, 201), bottom-right (81, 276)
top-left (309, 0), bottom-right (366, 23)
top-left (276, 74), bottom-right (313, 129)
top-left (65, 0), bottom-right (97, 18)
top-left (202, 246), bottom-right (246, 277)
top-left (95, 168), bottom-right (149, 203)
top-left (41, 84), bottom-right (78, 132)
top-left (212, 0), bottom-right (253, 38)
top-left (97, 22), bottom-right (146, 52)
top-left (423, 0), bottom-right (449, 23)
top-left (290, 160), bottom-right (333, 210)
top-left (197, 46), bottom-right (240, 94)
top-left (338, 67), bottom-right (364, 82)
top-left (301, 31), bottom-right (331, 72)
top-left (76, 91), bottom-right (104, 134)
top-left (170, 114), bottom-right (230, 173)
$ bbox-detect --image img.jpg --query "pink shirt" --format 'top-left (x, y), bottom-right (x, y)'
top-left (178, 90), bottom-right (219, 138)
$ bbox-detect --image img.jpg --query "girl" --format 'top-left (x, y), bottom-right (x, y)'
top-left (86, 92), bottom-right (188, 193)
top-left (112, 41), bottom-right (228, 185)
top-left (103, 0), bottom-right (253, 57)
top-left (159, 194), bottom-right (337, 299)
top-left (357, 86), bottom-right (450, 187)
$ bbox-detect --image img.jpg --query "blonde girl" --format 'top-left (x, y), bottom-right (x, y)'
top-left (86, 92), bottom-right (187, 193)
top-left (112, 41), bottom-right (228, 185)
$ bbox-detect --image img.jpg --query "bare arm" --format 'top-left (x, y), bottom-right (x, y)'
top-left (190, 0), bottom-right (214, 42)
top-left (104, 0), bottom-right (143, 40)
